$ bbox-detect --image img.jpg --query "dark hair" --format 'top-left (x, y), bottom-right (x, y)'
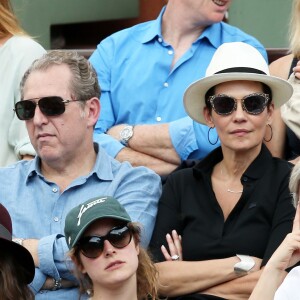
top-left (69, 222), bottom-right (158, 300)
top-left (0, 250), bottom-right (34, 300)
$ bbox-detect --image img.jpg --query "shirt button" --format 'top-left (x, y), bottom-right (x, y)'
top-left (158, 37), bottom-right (162, 43)
top-left (168, 50), bottom-right (173, 55)
top-left (52, 187), bottom-right (58, 193)
top-left (242, 176), bottom-right (248, 182)
top-left (156, 116), bottom-right (162, 122)
top-left (54, 217), bottom-right (59, 222)
top-left (163, 82), bottom-right (169, 88)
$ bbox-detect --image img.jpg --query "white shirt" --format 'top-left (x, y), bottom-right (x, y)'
top-left (274, 266), bottom-right (300, 299)
top-left (0, 35), bottom-right (45, 166)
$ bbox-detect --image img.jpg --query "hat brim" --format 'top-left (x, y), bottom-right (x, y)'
top-left (184, 73), bottom-right (293, 124)
top-left (71, 215), bottom-right (131, 249)
top-left (0, 238), bottom-right (35, 284)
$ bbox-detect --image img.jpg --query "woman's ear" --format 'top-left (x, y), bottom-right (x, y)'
top-left (203, 107), bottom-right (214, 127)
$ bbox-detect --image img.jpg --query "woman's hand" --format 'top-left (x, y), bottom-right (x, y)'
top-left (161, 230), bottom-right (182, 261)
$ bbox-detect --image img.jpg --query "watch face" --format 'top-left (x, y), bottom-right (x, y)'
top-left (120, 126), bottom-right (133, 140)
top-left (120, 127), bottom-right (132, 139)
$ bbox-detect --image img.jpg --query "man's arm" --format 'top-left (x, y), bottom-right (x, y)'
top-left (108, 123), bottom-right (180, 162)
top-left (115, 146), bottom-right (179, 176)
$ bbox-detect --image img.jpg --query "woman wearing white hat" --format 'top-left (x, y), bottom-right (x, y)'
top-left (149, 42), bottom-right (296, 300)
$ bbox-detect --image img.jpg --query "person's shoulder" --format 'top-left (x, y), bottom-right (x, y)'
top-left (269, 53), bottom-right (293, 79)
top-left (8, 35), bottom-right (45, 52)
top-left (0, 159), bottom-right (32, 177)
top-left (219, 22), bottom-right (262, 43)
top-left (101, 19), bottom-right (155, 44)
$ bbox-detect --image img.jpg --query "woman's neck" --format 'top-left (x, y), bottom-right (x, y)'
top-left (91, 279), bottom-right (138, 300)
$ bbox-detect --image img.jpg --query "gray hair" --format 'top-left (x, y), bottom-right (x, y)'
top-left (289, 162), bottom-right (300, 207)
top-left (20, 50), bottom-right (101, 102)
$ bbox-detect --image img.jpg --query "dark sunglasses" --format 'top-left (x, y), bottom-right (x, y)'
top-left (14, 96), bottom-right (87, 120)
top-left (77, 225), bottom-right (132, 259)
top-left (208, 93), bottom-right (269, 116)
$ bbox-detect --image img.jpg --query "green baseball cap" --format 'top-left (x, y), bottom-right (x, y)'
top-left (64, 196), bottom-right (131, 249)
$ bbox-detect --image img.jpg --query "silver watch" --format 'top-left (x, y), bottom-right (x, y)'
top-left (12, 238), bottom-right (24, 246)
top-left (120, 125), bottom-right (134, 146)
top-left (234, 254), bottom-right (255, 275)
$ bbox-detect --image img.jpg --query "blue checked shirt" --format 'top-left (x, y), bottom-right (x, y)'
top-left (0, 144), bottom-right (161, 299)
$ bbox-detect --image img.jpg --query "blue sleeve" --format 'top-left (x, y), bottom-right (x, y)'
top-left (29, 268), bottom-right (47, 295)
top-left (169, 117), bottom-right (199, 160)
top-left (169, 117), bottom-right (220, 160)
top-left (38, 234), bottom-right (77, 282)
top-left (113, 165), bottom-right (162, 247)
top-left (93, 132), bottom-right (125, 158)
top-left (90, 39), bottom-right (119, 140)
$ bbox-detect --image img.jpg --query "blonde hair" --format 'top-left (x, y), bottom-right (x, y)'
top-left (69, 222), bottom-right (159, 300)
top-left (289, 162), bottom-right (300, 207)
top-left (289, 0), bottom-right (300, 57)
top-left (0, 0), bottom-right (26, 39)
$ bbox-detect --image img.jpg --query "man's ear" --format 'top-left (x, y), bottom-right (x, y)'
top-left (87, 97), bottom-right (100, 127)
top-left (203, 107), bottom-right (214, 127)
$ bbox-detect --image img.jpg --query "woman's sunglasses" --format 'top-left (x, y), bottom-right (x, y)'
top-left (77, 225), bottom-right (132, 259)
top-left (208, 93), bottom-right (269, 116)
top-left (14, 96), bottom-right (87, 120)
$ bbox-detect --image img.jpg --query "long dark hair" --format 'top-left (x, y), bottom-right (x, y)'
top-left (0, 250), bottom-right (34, 300)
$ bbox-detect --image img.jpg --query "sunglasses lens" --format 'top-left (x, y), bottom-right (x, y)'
top-left (108, 226), bottom-right (132, 249)
top-left (79, 226), bottom-right (132, 259)
top-left (243, 95), bottom-right (267, 114)
top-left (80, 236), bottom-right (104, 259)
top-left (15, 100), bottom-right (36, 120)
top-left (212, 96), bottom-right (235, 115)
top-left (39, 96), bottom-right (65, 116)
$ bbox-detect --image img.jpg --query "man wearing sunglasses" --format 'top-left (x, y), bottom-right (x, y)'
top-left (90, 0), bottom-right (268, 177)
top-left (0, 50), bottom-right (161, 300)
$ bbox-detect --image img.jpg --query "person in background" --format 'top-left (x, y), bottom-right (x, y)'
top-left (90, 0), bottom-right (267, 176)
top-left (64, 195), bottom-right (158, 300)
top-left (0, 50), bottom-right (161, 299)
top-left (0, 0), bottom-right (45, 166)
top-left (249, 162), bottom-right (300, 300)
top-left (267, 0), bottom-right (300, 162)
top-left (149, 42), bottom-right (295, 300)
top-left (0, 203), bottom-right (35, 300)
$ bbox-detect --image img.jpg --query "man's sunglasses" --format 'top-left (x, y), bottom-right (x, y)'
top-left (208, 93), bottom-right (269, 116)
top-left (14, 96), bottom-right (87, 120)
top-left (77, 225), bottom-right (132, 259)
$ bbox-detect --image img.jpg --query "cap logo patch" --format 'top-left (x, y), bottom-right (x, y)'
top-left (77, 197), bottom-right (107, 226)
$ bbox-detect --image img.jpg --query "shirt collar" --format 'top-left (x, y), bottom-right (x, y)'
top-left (193, 144), bottom-right (273, 180)
top-left (194, 22), bottom-right (223, 49)
top-left (138, 8), bottom-right (223, 49)
top-left (138, 6), bottom-right (166, 44)
top-left (25, 143), bottom-right (115, 183)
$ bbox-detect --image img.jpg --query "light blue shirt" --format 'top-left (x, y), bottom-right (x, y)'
top-left (0, 144), bottom-right (161, 299)
top-left (90, 7), bottom-right (267, 160)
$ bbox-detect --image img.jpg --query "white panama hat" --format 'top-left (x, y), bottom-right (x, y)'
top-left (183, 42), bottom-right (293, 124)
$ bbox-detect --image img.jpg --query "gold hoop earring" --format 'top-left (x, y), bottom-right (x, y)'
top-left (264, 124), bottom-right (273, 142)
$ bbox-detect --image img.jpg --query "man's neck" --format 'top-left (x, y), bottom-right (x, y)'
top-left (40, 147), bottom-right (97, 192)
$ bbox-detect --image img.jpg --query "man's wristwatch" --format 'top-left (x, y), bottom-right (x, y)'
top-left (120, 125), bottom-right (134, 146)
top-left (234, 254), bottom-right (255, 275)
